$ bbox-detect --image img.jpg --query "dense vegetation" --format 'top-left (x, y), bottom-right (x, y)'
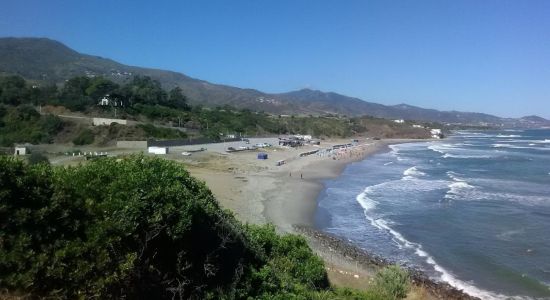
top-left (0, 104), bottom-right (64, 146)
top-left (0, 74), bottom-right (431, 146)
top-left (0, 156), bottom-right (410, 299)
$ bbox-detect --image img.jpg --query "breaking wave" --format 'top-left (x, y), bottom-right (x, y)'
top-left (355, 183), bottom-right (513, 300)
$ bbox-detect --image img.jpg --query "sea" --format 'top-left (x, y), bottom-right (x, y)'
top-left (315, 129), bottom-right (550, 299)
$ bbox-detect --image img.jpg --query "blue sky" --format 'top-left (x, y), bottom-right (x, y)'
top-left (2, 0), bottom-right (550, 118)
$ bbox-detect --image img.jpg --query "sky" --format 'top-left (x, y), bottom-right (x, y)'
top-left (1, 0), bottom-right (550, 118)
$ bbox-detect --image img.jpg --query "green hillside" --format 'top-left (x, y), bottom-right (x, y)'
top-left (2, 37), bottom-right (546, 127)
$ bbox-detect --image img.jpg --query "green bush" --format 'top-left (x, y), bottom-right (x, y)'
top-left (0, 155), bottom-right (412, 299)
top-left (27, 152), bottom-right (49, 165)
top-left (0, 106), bottom-right (64, 146)
top-left (72, 128), bottom-right (95, 145)
top-left (137, 123), bottom-right (187, 139)
top-left (0, 156), bottom-right (333, 299)
top-left (370, 265), bottom-right (410, 299)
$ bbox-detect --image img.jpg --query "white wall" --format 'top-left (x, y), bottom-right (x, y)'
top-left (148, 147), bottom-right (168, 155)
top-left (92, 118), bottom-right (128, 126)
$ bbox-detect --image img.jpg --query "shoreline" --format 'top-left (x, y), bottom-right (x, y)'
top-left (260, 139), bottom-right (397, 233)
top-left (186, 137), bottom-right (478, 299)
top-left (267, 138), bottom-right (478, 300)
top-left (294, 225), bottom-right (479, 300)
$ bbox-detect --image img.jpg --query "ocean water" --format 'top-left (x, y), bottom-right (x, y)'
top-left (315, 130), bottom-right (550, 299)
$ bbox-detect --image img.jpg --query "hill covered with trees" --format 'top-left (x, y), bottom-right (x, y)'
top-left (0, 75), bottom-right (432, 147)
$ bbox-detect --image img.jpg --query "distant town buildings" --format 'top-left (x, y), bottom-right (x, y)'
top-left (393, 119), bottom-right (405, 124)
top-left (430, 129), bottom-right (443, 139)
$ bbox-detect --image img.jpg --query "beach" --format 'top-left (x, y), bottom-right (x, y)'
top-left (186, 138), bottom-right (390, 231)
top-left (183, 138), bottom-right (474, 299)
top-left (44, 136), bottom-right (475, 298)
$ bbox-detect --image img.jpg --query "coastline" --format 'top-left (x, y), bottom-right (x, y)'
top-left (185, 138), bottom-right (477, 299)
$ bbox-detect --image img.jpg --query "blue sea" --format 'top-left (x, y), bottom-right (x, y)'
top-left (315, 130), bottom-right (550, 299)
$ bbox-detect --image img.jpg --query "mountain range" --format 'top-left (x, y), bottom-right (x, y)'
top-left (1, 37), bottom-right (548, 127)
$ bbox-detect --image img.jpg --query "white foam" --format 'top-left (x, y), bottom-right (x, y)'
top-left (492, 143), bottom-right (515, 148)
top-left (497, 134), bottom-right (522, 138)
top-left (446, 171), bottom-right (464, 181)
top-left (403, 166), bottom-right (426, 179)
top-left (389, 145), bottom-right (406, 161)
top-left (428, 144), bottom-right (456, 154)
top-left (442, 153), bottom-right (492, 159)
top-left (492, 143), bottom-right (530, 149)
top-left (388, 144), bottom-right (399, 155)
top-left (383, 162), bottom-right (393, 166)
top-left (358, 205), bottom-right (512, 299)
top-left (356, 188), bottom-right (378, 212)
top-left (445, 181), bottom-right (475, 200)
top-left (492, 143), bottom-right (550, 151)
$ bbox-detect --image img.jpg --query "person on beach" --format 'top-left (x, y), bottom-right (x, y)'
top-left (301, 173), bottom-right (303, 179)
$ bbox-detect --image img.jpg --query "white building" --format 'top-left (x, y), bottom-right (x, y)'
top-left (412, 124), bottom-right (423, 128)
top-left (92, 118), bottom-right (128, 126)
top-left (98, 95), bottom-right (122, 107)
top-left (430, 129), bottom-right (443, 139)
top-left (98, 95), bottom-right (111, 106)
top-left (148, 147), bottom-right (169, 155)
top-left (393, 119), bottom-right (405, 124)
top-left (14, 147), bottom-right (28, 156)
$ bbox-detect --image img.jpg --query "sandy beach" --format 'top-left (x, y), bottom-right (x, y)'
top-left (183, 139), bottom-right (420, 291)
top-left (182, 137), bottom-right (476, 299)
top-left (186, 138), bottom-right (391, 231)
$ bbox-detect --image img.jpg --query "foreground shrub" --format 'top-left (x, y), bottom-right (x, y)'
top-left (0, 155), bottom-right (260, 298)
top-left (0, 156), bottom-right (411, 299)
top-left (27, 152), bottom-right (49, 165)
top-left (0, 156), bottom-right (332, 299)
top-left (370, 265), bottom-right (410, 299)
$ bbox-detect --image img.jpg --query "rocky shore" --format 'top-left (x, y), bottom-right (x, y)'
top-left (294, 225), bottom-right (480, 300)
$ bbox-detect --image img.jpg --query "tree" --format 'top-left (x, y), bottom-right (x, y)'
top-left (167, 87), bottom-right (189, 110)
top-left (85, 77), bottom-right (119, 101)
top-left (60, 76), bottom-right (93, 111)
top-left (124, 76), bottom-right (167, 106)
top-left (28, 84), bottom-right (59, 106)
top-left (0, 76), bottom-right (28, 105)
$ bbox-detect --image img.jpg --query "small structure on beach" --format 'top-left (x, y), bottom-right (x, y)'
top-left (279, 138), bottom-right (303, 147)
top-left (14, 146), bottom-right (28, 156)
top-left (257, 152), bottom-right (268, 160)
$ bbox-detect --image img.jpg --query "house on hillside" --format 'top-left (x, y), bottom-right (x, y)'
top-left (393, 119), bottom-right (405, 124)
top-left (98, 95), bottom-right (122, 107)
